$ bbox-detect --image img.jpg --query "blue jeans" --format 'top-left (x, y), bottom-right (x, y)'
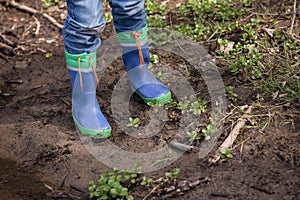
top-left (62, 0), bottom-right (147, 54)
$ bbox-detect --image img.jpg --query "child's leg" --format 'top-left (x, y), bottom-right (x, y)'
top-left (109, 0), bottom-right (171, 103)
top-left (63, 0), bottom-right (105, 54)
top-left (62, 0), bottom-right (111, 137)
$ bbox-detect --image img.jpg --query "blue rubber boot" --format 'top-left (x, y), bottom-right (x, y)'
top-left (65, 50), bottom-right (111, 138)
top-left (117, 25), bottom-right (171, 104)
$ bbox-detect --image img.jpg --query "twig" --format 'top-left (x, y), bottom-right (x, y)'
top-left (42, 12), bottom-right (64, 29)
top-left (159, 177), bottom-right (209, 199)
top-left (288, 0), bottom-right (300, 43)
top-left (69, 184), bottom-right (88, 195)
top-left (289, 0), bottom-right (297, 34)
top-left (33, 16), bottom-right (41, 35)
top-left (209, 105), bottom-right (253, 164)
top-left (0, 34), bottom-right (15, 47)
top-left (45, 184), bottom-right (81, 199)
top-left (143, 179), bottom-right (166, 200)
top-left (9, 0), bottom-right (63, 29)
top-left (0, 42), bottom-right (14, 56)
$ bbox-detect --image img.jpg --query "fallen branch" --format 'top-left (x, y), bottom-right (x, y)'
top-left (209, 105), bottom-right (253, 164)
top-left (9, 0), bottom-right (63, 29)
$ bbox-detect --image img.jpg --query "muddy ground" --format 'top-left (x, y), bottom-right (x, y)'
top-left (0, 0), bottom-right (299, 200)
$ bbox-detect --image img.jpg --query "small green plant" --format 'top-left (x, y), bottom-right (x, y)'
top-left (156, 71), bottom-right (162, 79)
top-left (177, 95), bottom-right (208, 116)
top-left (202, 124), bottom-right (216, 140)
top-left (89, 168), bottom-right (137, 200)
top-left (228, 45), bottom-right (263, 79)
top-left (145, 0), bottom-right (166, 15)
top-left (148, 101), bottom-right (165, 113)
top-left (127, 117), bottom-right (141, 127)
top-left (41, 0), bottom-right (61, 7)
top-left (140, 176), bottom-right (153, 187)
top-left (89, 166), bottom-right (180, 199)
top-left (45, 52), bottom-right (53, 58)
top-left (187, 131), bottom-right (200, 142)
top-left (165, 167), bottom-right (180, 182)
top-left (225, 86), bottom-right (239, 102)
top-left (150, 54), bottom-right (159, 64)
top-left (176, 0), bottom-right (249, 41)
top-left (145, 0), bottom-right (166, 27)
top-left (220, 148), bottom-right (233, 159)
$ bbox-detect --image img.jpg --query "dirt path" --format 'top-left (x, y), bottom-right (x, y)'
top-left (0, 0), bottom-right (299, 200)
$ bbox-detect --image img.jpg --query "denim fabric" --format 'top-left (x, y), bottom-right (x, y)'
top-left (109, 0), bottom-right (146, 32)
top-left (62, 0), bottom-right (147, 54)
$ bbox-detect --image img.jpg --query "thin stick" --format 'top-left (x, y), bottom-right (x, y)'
top-left (289, 0), bottom-right (297, 34)
top-left (33, 16), bottom-right (41, 35)
top-left (209, 105), bottom-right (253, 164)
top-left (42, 12), bottom-right (64, 29)
top-left (9, 0), bottom-right (63, 29)
top-left (287, 0), bottom-right (300, 43)
top-left (0, 34), bottom-right (15, 47)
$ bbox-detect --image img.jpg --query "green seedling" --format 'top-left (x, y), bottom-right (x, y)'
top-left (127, 117), bottom-right (141, 127)
top-left (220, 148), bottom-right (233, 159)
top-left (41, 0), bottom-right (61, 7)
top-left (89, 168), bottom-right (137, 200)
top-left (225, 86), bottom-right (239, 102)
top-left (177, 95), bottom-right (208, 116)
top-left (89, 165), bottom-right (180, 200)
top-left (202, 124), bottom-right (216, 140)
top-left (150, 54), bottom-right (159, 64)
top-left (45, 52), bottom-right (53, 58)
top-left (156, 71), bottom-right (162, 79)
top-left (140, 176), bottom-right (153, 187)
top-left (187, 131), bottom-right (200, 142)
top-left (145, 0), bottom-right (166, 27)
top-left (165, 168), bottom-right (180, 182)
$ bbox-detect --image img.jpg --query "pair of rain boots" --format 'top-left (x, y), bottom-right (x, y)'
top-left (66, 26), bottom-right (171, 138)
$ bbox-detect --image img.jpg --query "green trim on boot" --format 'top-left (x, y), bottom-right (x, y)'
top-left (138, 90), bottom-right (171, 104)
top-left (65, 50), bottom-right (96, 70)
top-left (117, 25), bottom-right (148, 44)
top-left (73, 115), bottom-right (111, 138)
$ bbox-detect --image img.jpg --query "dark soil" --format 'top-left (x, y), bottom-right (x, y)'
top-left (0, 0), bottom-right (299, 200)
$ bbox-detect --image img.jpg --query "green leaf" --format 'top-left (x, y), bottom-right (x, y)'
top-left (133, 118), bottom-right (140, 124)
top-left (130, 173), bottom-right (137, 178)
top-left (173, 168), bottom-right (180, 175)
top-left (110, 188), bottom-right (118, 196)
top-left (131, 179), bottom-right (136, 184)
top-left (45, 52), bottom-right (52, 58)
top-left (165, 172), bottom-right (172, 178)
